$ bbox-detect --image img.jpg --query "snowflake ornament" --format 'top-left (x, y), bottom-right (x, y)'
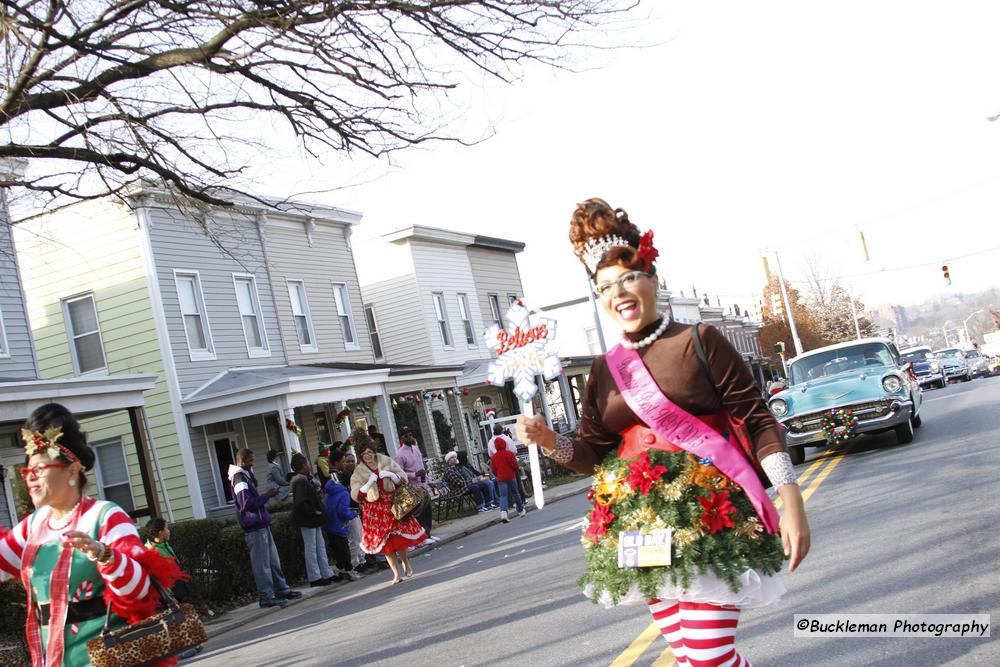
top-left (484, 300), bottom-right (561, 402)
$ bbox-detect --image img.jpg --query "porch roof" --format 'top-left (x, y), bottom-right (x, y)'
top-left (181, 363), bottom-right (465, 427)
top-left (458, 355), bottom-right (596, 388)
top-left (0, 374), bottom-right (157, 429)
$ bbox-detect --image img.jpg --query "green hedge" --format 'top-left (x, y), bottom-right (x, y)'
top-left (169, 510), bottom-right (313, 606)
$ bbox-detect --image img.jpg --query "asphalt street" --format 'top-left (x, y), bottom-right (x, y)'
top-left (191, 376), bottom-right (999, 667)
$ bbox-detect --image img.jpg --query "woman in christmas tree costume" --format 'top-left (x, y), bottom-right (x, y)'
top-left (518, 199), bottom-right (811, 667)
top-left (0, 403), bottom-right (183, 666)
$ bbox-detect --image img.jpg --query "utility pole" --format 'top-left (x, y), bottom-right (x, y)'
top-left (773, 251), bottom-right (804, 356)
top-left (847, 284), bottom-right (862, 340)
top-left (586, 275), bottom-right (608, 353)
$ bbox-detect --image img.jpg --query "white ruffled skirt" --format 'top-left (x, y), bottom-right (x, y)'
top-left (584, 568), bottom-right (785, 609)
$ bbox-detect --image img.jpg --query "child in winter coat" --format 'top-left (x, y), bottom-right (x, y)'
top-left (490, 439), bottom-right (525, 523)
top-left (323, 478), bottom-right (363, 580)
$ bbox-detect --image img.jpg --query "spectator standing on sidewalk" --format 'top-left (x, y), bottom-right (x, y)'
top-left (331, 448), bottom-right (375, 572)
top-left (290, 453), bottom-right (337, 587)
top-left (228, 449), bottom-right (303, 608)
top-left (490, 439), bottom-right (526, 523)
top-left (349, 428), bottom-right (426, 584)
top-left (322, 477), bottom-right (363, 581)
top-left (266, 449), bottom-right (292, 502)
top-left (443, 451), bottom-right (496, 512)
top-left (395, 434), bottom-right (435, 542)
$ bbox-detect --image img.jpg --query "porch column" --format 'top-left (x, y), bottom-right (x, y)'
top-left (558, 373), bottom-right (578, 430)
top-left (280, 407), bottom-right (302, 457)
top-left (416, 397), bottom-right (442, 457)
top-left (374, 389), bottom-right (399, 456)
top-left (337, 401), bottom-right (352, 441)
top-left (128, 406), bottom-right (162, 521)
top-left (537, 376), bottom-right (553, 429)
top-left (447, 387), bottom-right (471, 454)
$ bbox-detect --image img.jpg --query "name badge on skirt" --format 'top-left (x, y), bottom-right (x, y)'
top-left (618, 528), bottom-right (673, 568)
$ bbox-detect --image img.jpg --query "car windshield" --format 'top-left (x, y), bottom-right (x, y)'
top-left (933, 348), bottom-right (963, 359)
top-left (901, 351), bottom-right (931, 364)
top-left (789, 343), bottom-right (895, 384)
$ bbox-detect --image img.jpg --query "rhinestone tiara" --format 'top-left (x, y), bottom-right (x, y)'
top-left (582, 234), bottom-right (631, 274)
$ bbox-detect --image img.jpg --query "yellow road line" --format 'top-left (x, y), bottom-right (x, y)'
top-left (642, 446), bottom-right (853, 667)
top-left (609, 621), bottom-right (662, 667)
top-left (775, 447), bottom-right (842, 510)
top-left (650, 649), bottom-right (677, 667)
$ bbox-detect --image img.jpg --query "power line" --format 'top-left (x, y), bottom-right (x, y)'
top-left (785, 244), bottom-right (1000, 285)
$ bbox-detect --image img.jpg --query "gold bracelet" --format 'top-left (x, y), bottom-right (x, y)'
top-left (96, 543), bottom-right (114, 565)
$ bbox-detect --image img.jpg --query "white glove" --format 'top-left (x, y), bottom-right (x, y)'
top-left (360, 473), bottom-right (378, 493)
top-left (378, 470), bottom-right (400, 483)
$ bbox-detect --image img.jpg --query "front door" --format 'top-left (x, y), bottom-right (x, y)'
top-left (213, 436), bottom-right (238, 504)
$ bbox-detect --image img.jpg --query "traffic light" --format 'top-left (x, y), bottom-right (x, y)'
top-left (942, 265), bottom-right (951, 285)
top-left (773, 341), bottom-right (785, 355)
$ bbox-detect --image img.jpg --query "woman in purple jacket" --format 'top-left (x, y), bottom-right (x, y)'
top-left (394, 434), bottom-right (435, 541)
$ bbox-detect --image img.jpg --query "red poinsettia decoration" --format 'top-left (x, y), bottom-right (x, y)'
top-left (698, 489), bottom-right (737, 534)
top-left (625, 451), bottom-right (668, 495)
top-left (637, 230), bottom-right (659, 272)
top-left (583, 502), bottom-right (616, 543)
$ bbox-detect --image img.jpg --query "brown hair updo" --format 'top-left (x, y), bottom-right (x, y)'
top-left (568, 198), bottom-right (654, 278)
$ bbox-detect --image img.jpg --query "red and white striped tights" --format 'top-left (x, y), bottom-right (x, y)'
top-left (648, 598), bottom-right (751, 667)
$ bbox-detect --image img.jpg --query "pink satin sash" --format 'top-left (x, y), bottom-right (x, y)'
top-left (606, 344), bottom-right (780, 534)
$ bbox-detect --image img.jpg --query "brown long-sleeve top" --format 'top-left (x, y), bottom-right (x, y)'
top-left (563, 319), bottom-right (785, 476)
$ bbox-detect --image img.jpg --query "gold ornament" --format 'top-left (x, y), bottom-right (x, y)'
top-left (661, 477), bottom-right (688, 501)
top-left (674, 527), bottom-right (703, 547)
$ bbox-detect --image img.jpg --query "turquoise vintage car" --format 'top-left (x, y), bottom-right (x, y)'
top-left (768, 338), bottom-right (923, 464)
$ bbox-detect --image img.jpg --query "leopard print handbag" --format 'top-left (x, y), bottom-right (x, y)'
top-left (86, 578), bottom-right (207, 667)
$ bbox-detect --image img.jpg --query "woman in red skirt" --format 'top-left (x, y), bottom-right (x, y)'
top-left (348, 428), bottom-right (426, 583)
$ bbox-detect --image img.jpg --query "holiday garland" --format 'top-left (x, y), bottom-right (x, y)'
top-left (820, 408), bottom-right (858, 446)
top-left (578, 449), bottom-right (785, 605)
top-left (285, 417), bottom-right (303, 437)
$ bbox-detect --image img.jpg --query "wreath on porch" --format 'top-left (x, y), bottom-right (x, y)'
top-left (334, 408), bottom-right (352, 425)
top-left (819, 408), bottom-right (858, 446)
top-left (285, 418), bottom-right (303, 437)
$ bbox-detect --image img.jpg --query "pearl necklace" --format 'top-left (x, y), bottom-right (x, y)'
top-left (621, 313), bottom-right (671, 350)
top-left (48, 500), bottom-right (81, 531)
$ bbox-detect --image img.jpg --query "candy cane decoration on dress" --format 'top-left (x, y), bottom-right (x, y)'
top-left (484, 299), bottom-right (562, 509)
top-left (69, 580), bottom-right (94, 636)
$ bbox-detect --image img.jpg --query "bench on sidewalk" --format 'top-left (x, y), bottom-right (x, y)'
top-left (433, 487), bottom-right (476, 522)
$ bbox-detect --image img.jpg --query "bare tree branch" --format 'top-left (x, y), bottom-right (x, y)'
top-left (1, 0), bottom-right (640, 213)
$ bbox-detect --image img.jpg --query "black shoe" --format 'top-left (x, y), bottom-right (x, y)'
top-left (259, 598), bottom-right (288, 608)
top-left (309, 579), bottom-right (332, 587)
top-left (279, 590), bottom-right (303, 600)
top-left (324, 574), bottom-right (344, 584)
top-left (179, 646), bottom-right (203, 660)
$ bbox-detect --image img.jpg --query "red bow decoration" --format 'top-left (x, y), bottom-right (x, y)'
top-left (638, 230), bottom-right (659, 272)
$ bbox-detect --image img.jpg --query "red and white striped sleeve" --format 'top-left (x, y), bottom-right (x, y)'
top-left (96, 506), bottom-right (151, 600)
top-left (0, 519), bottom-right (30, 582)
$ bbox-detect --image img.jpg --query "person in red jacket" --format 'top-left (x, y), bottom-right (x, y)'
top-left (490, 439), bottom-right (525, 523)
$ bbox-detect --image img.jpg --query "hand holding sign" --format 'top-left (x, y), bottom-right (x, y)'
top-left (484, 299), bottom-right (561, 509)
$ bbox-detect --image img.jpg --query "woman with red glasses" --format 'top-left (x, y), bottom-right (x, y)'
top-left (518, 199), bottom-right (811, 667)
top-left (0, 403), bottom-right (184, 666)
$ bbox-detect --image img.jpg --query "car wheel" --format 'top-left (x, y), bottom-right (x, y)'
top-left (788, 445), bottom-right (805, 465)
top-left (912, 412), bottom-right (922, 428)
top-left (937, 379), bottom-right (946, 389)
top-left (894, 418), bottom-right (914, 444)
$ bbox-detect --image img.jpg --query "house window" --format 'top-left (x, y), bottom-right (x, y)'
top-left (0, 305), bottom-right (8, 358)
top-left (174, 271), bottom-right (215, 360)
top-left (233, 274), bottom-right (269, 357)
top-left (508, 294), bottom-right (519, 306)
top-left (585, 327), bottom-right (601, 355)
top-left (92, 439), bottom-right (135, 512)
top-left (287, 280), bottom-right (317, 353)
top-left (488, 294), bottom-right (503, 329)
top-left (457, 293), bottom-right (476, 345)
top-left (62, 294), bottom-right (107, 375)
top-left (364, 305), bottom-right (384, 360)
top-left (332, 283), bottom-right (358, 349)
top-left (432, 292), bottom-right (453, 347)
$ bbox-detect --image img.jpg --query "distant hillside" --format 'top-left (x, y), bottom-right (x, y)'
top-left (869, 287), bottom-right (999, 346)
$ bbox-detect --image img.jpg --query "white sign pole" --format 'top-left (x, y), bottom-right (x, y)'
top-left (520, 394), bottom-right (545, 510)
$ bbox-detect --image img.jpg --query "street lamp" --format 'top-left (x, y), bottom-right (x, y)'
top-left (963, 310), bottom-right (984, 345)
top-left (942, 320), bottom-right (955, 347)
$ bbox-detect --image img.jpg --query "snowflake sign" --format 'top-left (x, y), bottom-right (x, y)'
top-left (484, 299), bottom-right (561, 510)
top-left (484, 300), bottom-right (561, 402)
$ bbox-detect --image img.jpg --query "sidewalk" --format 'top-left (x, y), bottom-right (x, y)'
top-left (201, 476), bottom-right (592, 641)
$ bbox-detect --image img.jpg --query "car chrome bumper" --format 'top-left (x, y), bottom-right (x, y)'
top-left (782, 400), bottom-right (914, 447)
top-left (916, 373), bottom-right (943, 386)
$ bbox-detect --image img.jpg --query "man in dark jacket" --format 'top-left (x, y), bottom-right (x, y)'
top-left (228, 449), bottom-right (303, 608)
top-left (290, 453), bottom-right (337, 586)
